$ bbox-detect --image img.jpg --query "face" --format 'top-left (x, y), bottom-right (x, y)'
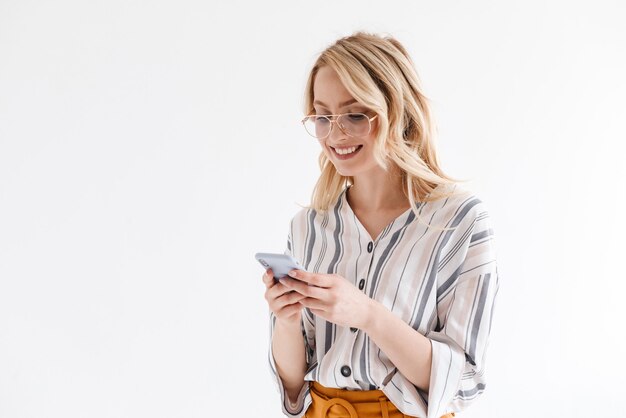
top-left (312, 66), bottom-right (382, 177)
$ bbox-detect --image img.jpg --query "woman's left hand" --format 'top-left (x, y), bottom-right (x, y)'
top-left (278, 270), bottom-right (375, 330)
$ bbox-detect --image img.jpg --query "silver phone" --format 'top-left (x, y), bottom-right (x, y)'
top-left (255, 252), bottom-right (306, 280)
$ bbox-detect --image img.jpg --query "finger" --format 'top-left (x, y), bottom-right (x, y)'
top-left (299, 296), bottom-right (327, 311)
top-left (262, 269), bottom-right (275, 289)
top-left (265, 281), bottom-right (297, 301)
top-left (288, 270), bottom-right (331, 288)
top-left (276, 290), bottom-right (307, 308)
top-left (279, 277), bottom-right (324, 299)
top-left (277, 301), bottom-right (303, 318)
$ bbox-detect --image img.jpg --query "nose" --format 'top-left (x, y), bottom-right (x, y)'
top-left (327, 118), bottom-right (348, 143)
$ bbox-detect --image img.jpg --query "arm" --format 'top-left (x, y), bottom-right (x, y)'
top-left (265, 224), bottom-right (313, 417)
top-left (271, 316), bottom-right (308, 404)
top-left (362, 299), bottom-right (433, 392)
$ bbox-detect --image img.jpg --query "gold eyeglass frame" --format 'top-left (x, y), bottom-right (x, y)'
top-left (301, 113), bottom-right (379, 139)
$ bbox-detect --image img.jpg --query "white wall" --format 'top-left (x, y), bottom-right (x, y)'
top-left (1, 1), bottom-right (625, 417)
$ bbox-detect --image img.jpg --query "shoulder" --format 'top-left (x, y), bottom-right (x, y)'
top-left (428, 186), bottom-right (498, 271)
top-left (286, 205), bottom-right (316, 236)
top-left (429, 183), bottom-right (495, 236)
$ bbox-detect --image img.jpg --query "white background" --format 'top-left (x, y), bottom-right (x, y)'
top-left (1, 1), bottom-right (625, 417)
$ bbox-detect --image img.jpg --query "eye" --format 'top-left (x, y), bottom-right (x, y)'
top-left (314, 116), bottom-right (330, 124)
top-left (348, 113), bottom-right (366, 120)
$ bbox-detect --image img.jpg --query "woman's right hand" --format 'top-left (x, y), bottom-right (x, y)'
top-left (263, 268), bottom-right (306, 327)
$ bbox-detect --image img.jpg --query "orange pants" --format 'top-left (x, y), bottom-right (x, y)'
top-left (304, 381), bottom-right (455, 418)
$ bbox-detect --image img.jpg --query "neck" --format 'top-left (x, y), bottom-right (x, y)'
top-left (347, 164), bottom-right (409, 212)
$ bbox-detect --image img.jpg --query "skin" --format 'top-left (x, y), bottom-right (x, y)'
top-left (262, 65), bottom-right (433, 404)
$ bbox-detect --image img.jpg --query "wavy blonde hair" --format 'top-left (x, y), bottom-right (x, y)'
top-left (302, 31), bottom-right (466, 229)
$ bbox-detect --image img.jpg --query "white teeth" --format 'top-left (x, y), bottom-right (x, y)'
top-left (334, 146), bottom-right (359, 155)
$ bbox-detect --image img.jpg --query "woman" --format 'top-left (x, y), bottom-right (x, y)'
top-left (262, 31), bottom-right (499, 418)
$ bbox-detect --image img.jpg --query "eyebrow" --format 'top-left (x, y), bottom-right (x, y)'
top-left (313, 99), bottom-right (359, 108)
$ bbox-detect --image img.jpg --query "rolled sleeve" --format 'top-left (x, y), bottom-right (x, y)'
top-left (425, 205), bottom-right (500, 418)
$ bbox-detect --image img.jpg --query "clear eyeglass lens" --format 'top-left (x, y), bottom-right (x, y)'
top-left (303, 116), bottom-right (330, 138)
top-left (303, 114), bottom-right (370, 139)
top-left (338, 113), bottom-right (370, 136)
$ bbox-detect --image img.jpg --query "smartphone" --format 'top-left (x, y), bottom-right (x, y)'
top-left (255, 252), bottom-right (306, 280)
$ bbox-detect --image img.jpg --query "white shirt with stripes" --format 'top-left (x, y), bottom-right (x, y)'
top-left (268, 183), bottom-right (499, 418)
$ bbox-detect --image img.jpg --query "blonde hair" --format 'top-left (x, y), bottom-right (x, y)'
top-left (301, 31), bottom-right (466, 230)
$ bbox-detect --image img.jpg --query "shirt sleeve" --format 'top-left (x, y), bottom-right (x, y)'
top-left (424, 200), bottom-right (500, 418)
top-left (267, 227), bottom-right (314, 417)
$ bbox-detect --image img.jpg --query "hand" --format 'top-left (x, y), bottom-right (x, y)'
top-left (262, 268), bottom-right (307, 328)
top-left (278, 270), bottom-right (374, 330)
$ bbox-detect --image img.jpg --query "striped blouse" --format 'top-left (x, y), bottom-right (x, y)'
top-left (268, 183), bottom-right (499, 418)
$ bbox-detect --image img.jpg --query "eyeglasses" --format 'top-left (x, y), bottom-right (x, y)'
top-left (301, 113), bottom-right (378, 140)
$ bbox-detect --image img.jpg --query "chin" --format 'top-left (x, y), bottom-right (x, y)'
top-left (333, 166), bottom-right (357, 177)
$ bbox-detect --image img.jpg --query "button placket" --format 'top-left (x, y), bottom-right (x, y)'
top-left (359, 239), bottom-right (375, 294)
top-left (360, 239), bottom-right (376, 297)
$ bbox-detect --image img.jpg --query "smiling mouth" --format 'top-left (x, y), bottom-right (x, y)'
top-left (331, 145), bottom-right (363, 156)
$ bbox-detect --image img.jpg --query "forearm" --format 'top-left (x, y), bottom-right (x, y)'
top-left (271, 318), bottom-right (307, 404)
top-left (363, 299), bottom-right (432, 392)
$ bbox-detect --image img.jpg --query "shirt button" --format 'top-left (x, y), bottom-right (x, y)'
top-left (341, 365), bottom-right (351, 377)
top-left (367, 242), bottom-right (373, 253)
top-left (350, 327), bottom-right (358, 332)
top-left (358, 279), bottom-right (365, 290)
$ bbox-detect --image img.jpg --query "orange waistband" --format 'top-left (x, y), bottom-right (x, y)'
top-left (310, 381), bottom-right (388, 402)
top-left (306, 381), bottom-right (456, 418)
